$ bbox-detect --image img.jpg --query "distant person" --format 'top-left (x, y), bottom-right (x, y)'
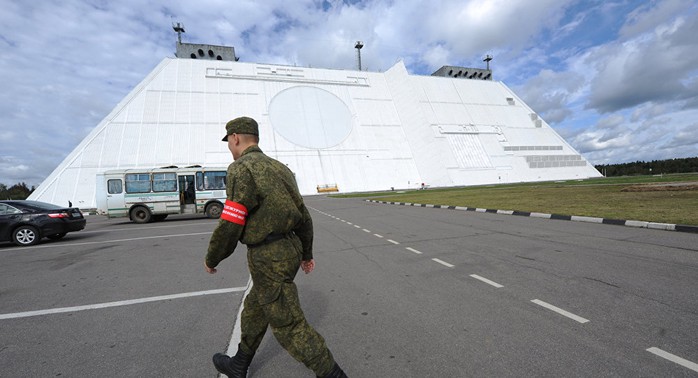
top-left (205, 116), bottom-right (347, 378)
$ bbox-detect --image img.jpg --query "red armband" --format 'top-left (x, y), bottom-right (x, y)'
top-left (220, 200), bottom-right (248, 225)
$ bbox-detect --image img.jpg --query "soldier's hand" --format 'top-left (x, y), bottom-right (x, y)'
top-left (205, 261), bottom-right (217, 274)
top-left (301, 259), bottom-right (315, 274)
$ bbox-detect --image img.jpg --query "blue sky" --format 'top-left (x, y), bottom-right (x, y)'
top-left (1, 0), bottom-right (697, 187)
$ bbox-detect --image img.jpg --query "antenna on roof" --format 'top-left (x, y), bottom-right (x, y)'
top-left (173, 22), bottom-right (185, 44)
top-left (355, 41), bottom-right (364, 71)
top-left (483, 54), bottom-right (493, 70)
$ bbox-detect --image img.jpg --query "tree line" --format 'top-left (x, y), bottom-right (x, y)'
top-left (0, 182), bottom-right (35, 200)
top-left (595, 157), bottom-right (698, 177)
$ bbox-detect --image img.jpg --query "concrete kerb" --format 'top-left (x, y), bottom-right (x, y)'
top-left (366, 200), bottom-right (698, 234)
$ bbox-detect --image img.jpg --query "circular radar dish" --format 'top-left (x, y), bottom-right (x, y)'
top-left (268, 86), bottom-right (353, 149)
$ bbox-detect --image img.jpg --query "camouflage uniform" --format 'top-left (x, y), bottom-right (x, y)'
top-left (206, 144), bottom-right (336, 376)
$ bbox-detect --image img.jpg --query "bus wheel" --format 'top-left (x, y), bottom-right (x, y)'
top-left (206, 202), bottom-right (223, 218)
top-left (130, 206), bottom-right (152, 224)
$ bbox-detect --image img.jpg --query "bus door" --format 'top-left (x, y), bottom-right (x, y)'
top-left (105, 177), bottom-right (127, 217)
top-left (178, 175), bottom-right (196, 206)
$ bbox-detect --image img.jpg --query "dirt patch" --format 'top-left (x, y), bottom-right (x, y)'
top-left (621, 181), bottom-right (698, 192)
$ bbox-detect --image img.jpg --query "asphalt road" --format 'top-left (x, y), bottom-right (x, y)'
top-left (0, 196), bottom-right (696, 377)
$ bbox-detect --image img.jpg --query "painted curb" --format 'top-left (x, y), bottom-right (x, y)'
top-left (365, 200), bottom-right (698, 234)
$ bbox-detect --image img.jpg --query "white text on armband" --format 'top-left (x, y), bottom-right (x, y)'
top-left (220, 200), bottom-right (248, 225)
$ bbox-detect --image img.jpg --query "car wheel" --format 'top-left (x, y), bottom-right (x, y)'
top-left (47, 233), bottom-right (67, 240)
top-left (206, 202), bottom-right (223, 218)
top-left (13, 225), bottom-right (40, 246)
top-left (130, 206), bottom-right (152, 224)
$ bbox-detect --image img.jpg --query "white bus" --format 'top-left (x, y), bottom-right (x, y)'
top-left (96, 165), bottom-right (229, 223)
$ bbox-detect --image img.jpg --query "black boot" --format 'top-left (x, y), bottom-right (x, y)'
top-left (318, 362), bottom-right (348, 378)
top-left (212, 345), bottom-right (255, 378)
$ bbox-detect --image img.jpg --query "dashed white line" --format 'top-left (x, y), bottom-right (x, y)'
top-left (405, 247), bottom-right (423, 254)
top-left (346, 222), bottom-right (353, 225)
top-left (0, 287), bottom-right (248, 320)
top-left (646, 347), bottom-right (698, 373)
top-left (531, 299), bottom-right (589, 324)
top-left (354, 225), bottom-right (361, 228)
top-left (387, 239), bottom-right (400, 245)
top-left (362, 229), bottom-right (371, 233)
top-left (374, 234), bottom-right (384, 238)
top-left (470, 274), bottom-right (504, 288)
top-left (432, 258), bottom-right (454, 268)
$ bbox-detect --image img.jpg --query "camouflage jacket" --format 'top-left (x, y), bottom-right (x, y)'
top-left (205, 145), bottom-right (313, 268)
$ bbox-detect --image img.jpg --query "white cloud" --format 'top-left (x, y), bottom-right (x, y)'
top-left (587, 12), bottom-right (698, 113)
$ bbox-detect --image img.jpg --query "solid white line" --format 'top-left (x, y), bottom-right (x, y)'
top-left (432, 258), bottom-right (454, 268)
top-left (646, 347), bottom-right (698, 372)
top-left (0, 287), bottom-right (248, 320)
top-left (531, 299), bottom-right (589, 323)
top-left (79, 222), bottom-right (214, 235)
top-left (225, 278), bottom-right (253, 358)
top-left (4, 232), bottom-right (214, 251)
top-left (374, 234), bottom-right (383, 238)
top-left (387, 239), bottom-right (400, 245)
top-left (470, 274), bottom-right (504, 288)
top-left (362, 229), bottom-right (371, 233)
top-left (405, 247), bottom-right (423, 254)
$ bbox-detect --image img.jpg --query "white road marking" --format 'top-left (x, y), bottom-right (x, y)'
top-left (3, 232), bottom-right (213, 251)
top-left (646, 347), bottom-right (698, 373)
top-left (470, 274), bottom-right (504, 288)
top-left (531, 299), bottom-right (589, 323)
top-left (0, 287), bottom-right (248, 320)
top-left (405, 247), bottom-right (423, 254)
top-left (79, 222), bottom-right (215, 235)
top-left (346, 222), bottom-right (353, 225)
top-left (354, 225), bottom-right (361, 228)
top-left (225, 278), bottom-right (253, 359)
top-left (362, 229), bottom-right (371, 233)
top-left (374, 234), bottom-right (383, 238)
top-left (432, 258), bottom-right (454, 268)
top-left (387, 239), bottom-right (400, 245)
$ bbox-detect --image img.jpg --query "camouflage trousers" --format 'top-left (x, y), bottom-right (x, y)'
top-left (241, 235), bottom-right (335, 376)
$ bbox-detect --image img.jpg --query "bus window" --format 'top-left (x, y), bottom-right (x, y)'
top-left (153, 173), bottom-right (177, 192)
top-left (125, 173), bottom-right (151, 193)
top-left (204, 171), bottom-right (227, 190)
top-left (196, 172), bottom-right (204, 191)
top-left (107, 179), bottom-right (123, 194)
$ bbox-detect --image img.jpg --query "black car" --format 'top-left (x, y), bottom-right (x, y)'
top-left (0, 200), bottom-right (86, 246)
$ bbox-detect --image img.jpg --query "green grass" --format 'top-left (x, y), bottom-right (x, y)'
top-left (332, 174), bottom-right (698, 225)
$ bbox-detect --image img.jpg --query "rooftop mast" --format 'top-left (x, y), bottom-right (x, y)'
top-left (355, 41), bottom-right (364, 71)
top-left (172, 22), bottom-right (185, 44)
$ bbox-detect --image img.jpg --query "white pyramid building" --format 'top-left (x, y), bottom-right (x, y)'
top-left (29, 43), bottom-right (601, 209)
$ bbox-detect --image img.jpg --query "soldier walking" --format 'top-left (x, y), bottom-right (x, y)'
top-left (205, 116), bottom-right (347, 378)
